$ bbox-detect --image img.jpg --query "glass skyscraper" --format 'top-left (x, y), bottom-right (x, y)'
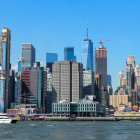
top-left (82, 25), bottom-right (93, 71)
top-left (46, 52), bottom-right (58, 72)
top-left (21, 43), bottom-right (35, 70)
top-left (64, 47), bottom-right (76, 61)
top-left (18, 58), bottom-right (21, 72)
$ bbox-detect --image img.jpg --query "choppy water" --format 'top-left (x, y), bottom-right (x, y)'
top-left (0, 121), bottom-right (140, 140)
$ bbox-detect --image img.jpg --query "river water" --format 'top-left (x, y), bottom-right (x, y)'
top-left (0, 121), bottom-right (140, 140)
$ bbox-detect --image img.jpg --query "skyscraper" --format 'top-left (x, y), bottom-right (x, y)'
top-left (119, 70), bottom-right (124, 87)
top-left (107, 75), bottom-right (112, 87)
top-left (83, 70), bottom-right (94, 97)
top-left (95, 43), bottom-right (107, 88)
top-left (21, 62), bottom-right (47, 112)
top-left (64, 46), bottom-right (76, 61)
top-left (82, 24), bottom-right (93, 71)
top-left (0, 27), bottom-right (11, 111)
top-left (126, 55), bottom-right (135, 91)
top-left (21, 43), bottom-right (35, 70)
top-left (18, 58), bottom-right (21, 72)
top-left (46, 52), bottom-right (58, 72)
top-left (52, 61), bottom-right (83, 103)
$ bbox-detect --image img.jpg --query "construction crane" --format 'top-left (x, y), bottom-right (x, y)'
top-left (99, 40), bottom-right (110, 45)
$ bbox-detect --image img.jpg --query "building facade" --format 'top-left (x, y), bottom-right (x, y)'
top-left (52, 61), bottom-right (83, 103)
top-left (0, 27), bottom-right (11, 111)
top-left (46, 52), bottom-right (58, 72)
top-left (83, 70), bottom-right (94, 97)
top-left (64, 46), bottom-right (76, 61)
top-left (119, 70), bottom-right (124, 87)
top-left (18, 58), bottom-right (21, 72)
top-left (95, 45), bottom-right (107, 88)
top-left (109, 87), bottom-right (131, 109)
top-left (126, 57), bottom-right (135, 91)
top-left (21, 43), bottom-right (35, 70)
top-left (82, 25), bottom-right (93, 71)
top-left (21, 62), bottom-right (47, 112)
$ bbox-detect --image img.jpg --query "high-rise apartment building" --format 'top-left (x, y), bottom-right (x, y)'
top-left (46, 52), bottom-right (58, 72)
top-left (21, 43), bottom-right (35, 71)
top-left (119, 70), bottom-right (124, 87)
top-left (64, 47), bottom-right (76, 61)
top-left (82, 24), bottom-right (93, 71)
top-left (95, 44), bottom-right (107, 88)
top-left (52, 61), bottom-right (83, 103)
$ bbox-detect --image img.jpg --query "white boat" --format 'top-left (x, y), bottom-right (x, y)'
top-left (0, 114), bottom-right (17, 124)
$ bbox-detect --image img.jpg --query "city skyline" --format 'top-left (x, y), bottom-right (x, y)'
top-left (1, 0), bottom-right (140, 91)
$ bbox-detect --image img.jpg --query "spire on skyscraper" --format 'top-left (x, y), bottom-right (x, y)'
top-left (87, 22), bottom-right (88, 39)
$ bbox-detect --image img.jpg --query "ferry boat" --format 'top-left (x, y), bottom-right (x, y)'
top-left (0, 114), bottom-right (17, 123)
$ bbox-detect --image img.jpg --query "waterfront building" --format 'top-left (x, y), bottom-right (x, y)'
top-left (109, 87), bottom-right (131, 109)
top-left (18, 58), bottom-right (21, 72)
top-left (0, 27), bottom-right (11, 111)
top-left (83, 70), bottom-right (94, 97)
top-left (52, 100), bottom-right (104, 117)
top-left (46, 52), bottom-right (58, 72)
top-left (95, 44), bottom-right (107, 88)
top-left (81, 24), bottom-right (93, 71)
top-left (119, 70), bottom-right (124, 87)
top-left (21, 43), bottom-right (35, 71)
top-left (52, 61), bottom-right (83, 103)
top-left (21, 62), bottom-right (47, 113)
top-left (64, 46), bottom-right (76, 61)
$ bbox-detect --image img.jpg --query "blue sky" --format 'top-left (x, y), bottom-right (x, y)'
top-left (0, 0), bottom-right (140, 91)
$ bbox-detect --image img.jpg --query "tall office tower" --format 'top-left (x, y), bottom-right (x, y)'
top-left (0, 66), bottom-right (4, 113)
top-left (134, 64), bottom-right (140, 101)
top-left (18, 58), bottom-right (21, 72)
top-left (46, 72), bottom-right (53, 113)
top-left (46, 52), bottom-right (58, 72)
top-left (107, 75), bottom-right (112, 87)
top-left (21, 62), bottom-right (47, 113)
top-left (95, 43), bottom-right (107, 88)
top-left (0, 27), bottom-right (11, 111)
top-left (82, 24), bottom-right (93, 71)
top-left (64, 46), bottom-right (76, 61)
top-left (127, 55), bottom-right (135, 69)
top-left (83, 70), bottom-right (94, 97)
top-left (122, 77), bottom-right (126, 86)
top-left (126, 56), bottom-right (135, 91)
top-left (21, 43), bottom-right (35, 71)
top-left (8, 70), bottom-right (15, 108)
top-left (119, 70), bottom-right (124, 87)
top-left (52, 61), bottom-right (83, 103)
top-left (14, 72), bottom-right (21, 104)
